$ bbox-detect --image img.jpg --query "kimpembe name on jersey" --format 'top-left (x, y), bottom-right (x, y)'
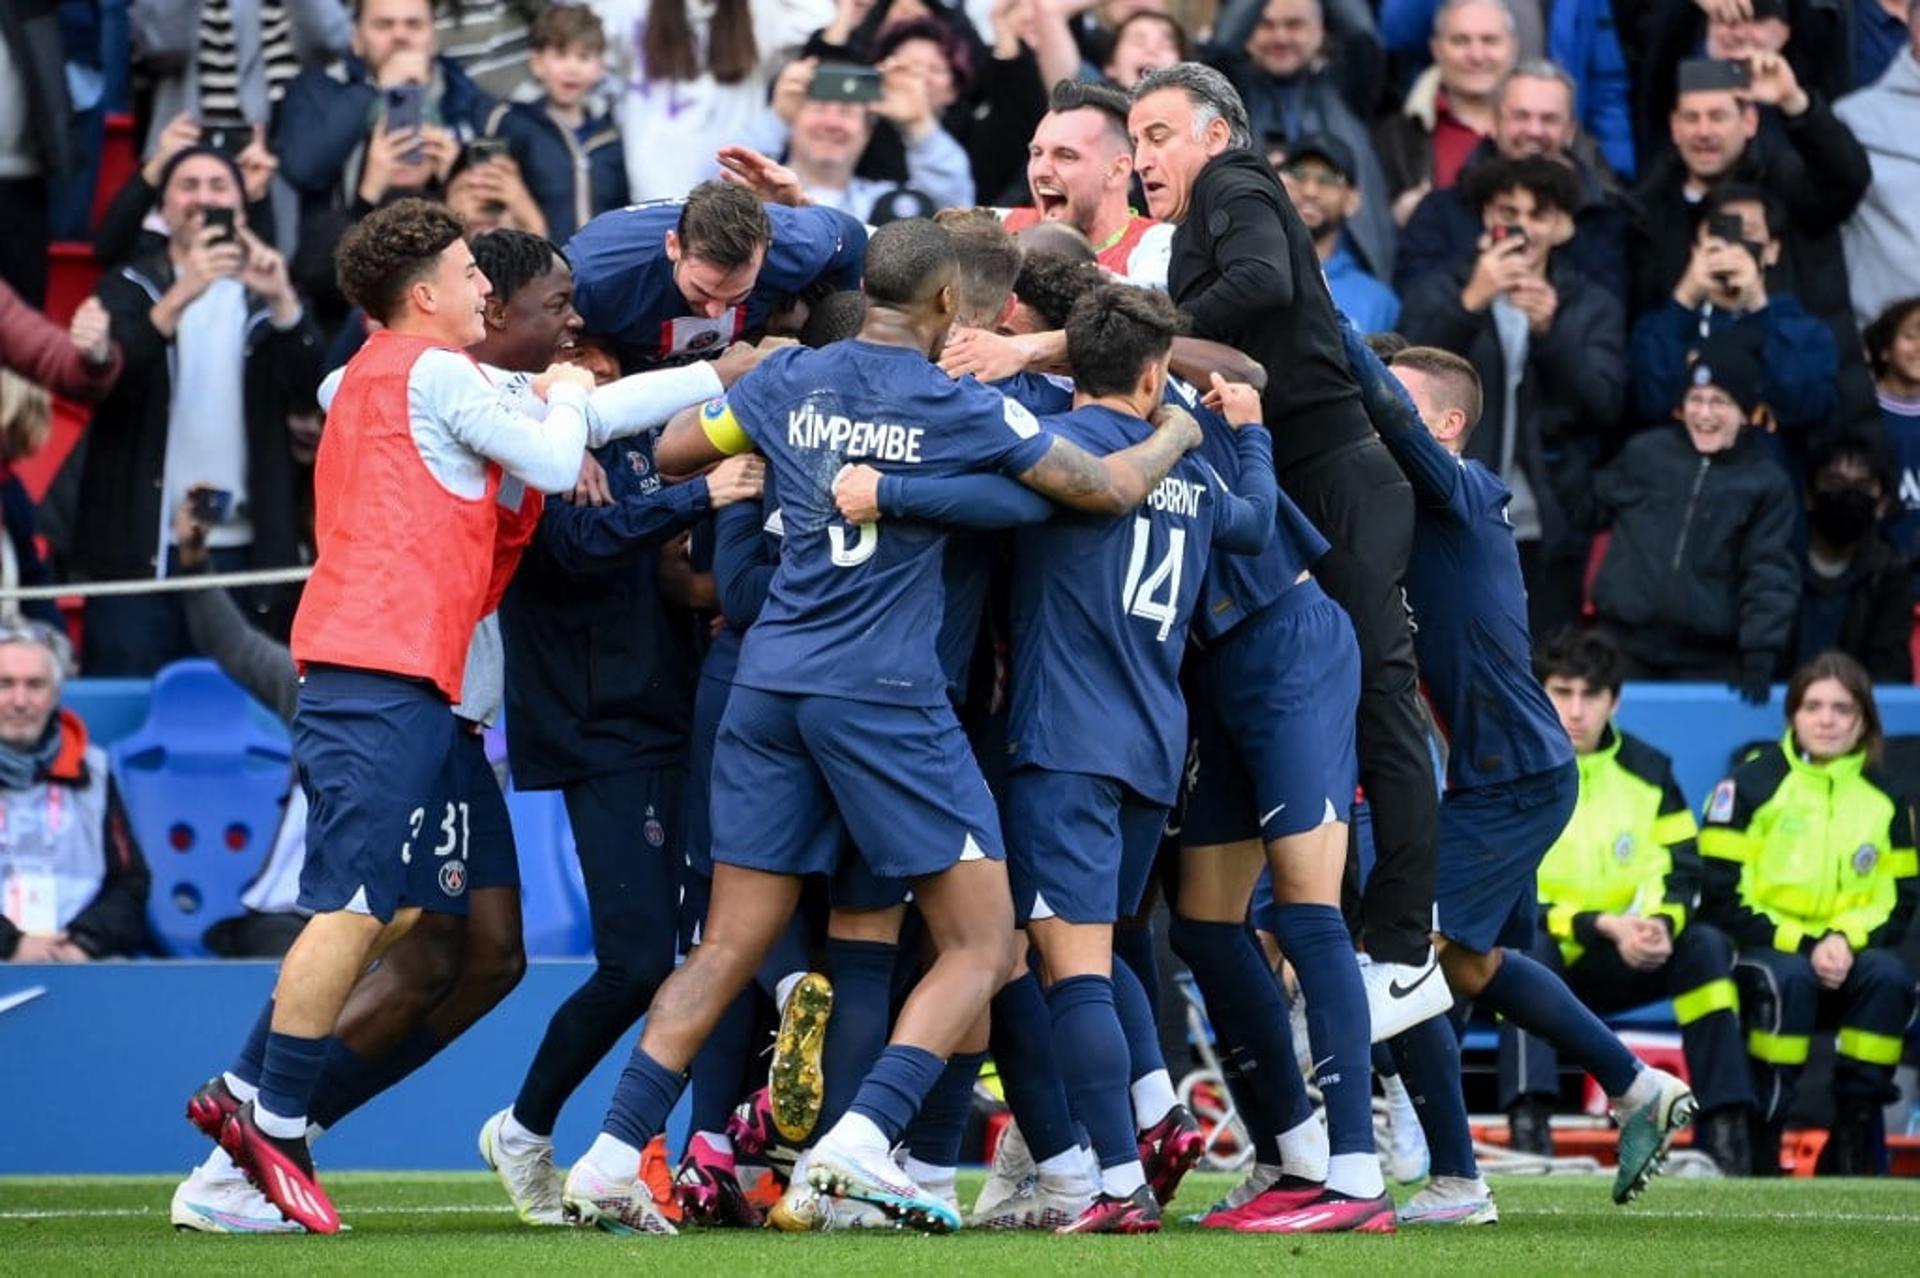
top-left (785, 399), bottom-right (927, 464)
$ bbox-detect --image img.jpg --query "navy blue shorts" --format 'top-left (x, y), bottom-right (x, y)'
top-left (1433, 762), bottom-right (1579, 954)
top-left (1183, 582), bottom-right (1361, 847)
top-left (405, 729), bottom-right (520, 914)
top-left (1005, 767), bottom-right (1168, 927)
top-left (293, 667), bottom-right (456, 924)
top-left (711, 687), bottom-right (1005, 882)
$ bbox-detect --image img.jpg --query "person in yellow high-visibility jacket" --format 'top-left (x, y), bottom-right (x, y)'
top-left (1500, 630), bottom-right (1754, 1172)
top-left (1701, 651), bottom-right (1919, 1175)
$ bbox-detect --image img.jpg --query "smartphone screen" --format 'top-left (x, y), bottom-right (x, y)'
top-left (383, 84), bottom-right (427, 163)
top-left (809, 63), bottom-right (884, 104)
top-left (203, 207), bottom-right (237, 244)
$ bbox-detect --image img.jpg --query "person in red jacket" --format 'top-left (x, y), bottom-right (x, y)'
top-left (0, 279), bottom-right (121, 401)
top-left (175, 198), bottom-right (594, 1236)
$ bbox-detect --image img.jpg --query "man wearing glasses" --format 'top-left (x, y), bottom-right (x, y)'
top-left (1271, 133), bottom-right (1402, 334)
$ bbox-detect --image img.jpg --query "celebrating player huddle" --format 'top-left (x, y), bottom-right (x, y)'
top-left (168, 63), bottom-right (1702, 1244)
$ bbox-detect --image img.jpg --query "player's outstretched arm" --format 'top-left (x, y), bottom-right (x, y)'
top-left (1015, 413), bottom-right (1201, 515)
top-left (834, 466), bottom-right (1054, 529)
top-left (1338, 311), bottom-right (1461, 510)
top-left (656, 400), bottom-right (746, 480)
top-left (1171, 338), bottom-right (1267, 393)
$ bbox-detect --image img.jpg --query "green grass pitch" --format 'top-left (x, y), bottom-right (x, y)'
top-left (3, 1171), bottom-right (1916, 1275)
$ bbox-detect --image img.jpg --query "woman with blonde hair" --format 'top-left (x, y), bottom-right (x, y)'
top-left (0, 371), bottom-right (64, 628)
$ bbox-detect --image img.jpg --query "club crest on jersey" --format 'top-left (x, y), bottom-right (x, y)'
top-left (627, 448), bottom-right (652, 477)
top-left (439, 860), bottom-right (467, 896)
top-left (1706, 780), bottom-right (1736, 824)
top-left (645, 807), bottom-right (666, 848)
top-left (1853, 844), bottom-right (1879, 876)
top-left (1613, 833), bottom-right (1635, 863)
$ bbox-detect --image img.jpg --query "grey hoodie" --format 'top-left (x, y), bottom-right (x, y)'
top-left (1837, 46), bottom-right (1920, 329)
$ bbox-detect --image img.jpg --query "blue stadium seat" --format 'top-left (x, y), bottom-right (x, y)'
top-left (111, 661), bottom-right (293, 957)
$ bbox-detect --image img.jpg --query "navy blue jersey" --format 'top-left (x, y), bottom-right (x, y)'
top-left (1175, 377), bottom-right (1332, 641)
top-left (705, 341), bottom-right (1056, 707)
top-left (1003, 405), bottom-right (1270, 803)
top-left (1345, 325), bottom-right (1573, 790)
top-left (566, 200), bottom-right (865, 369)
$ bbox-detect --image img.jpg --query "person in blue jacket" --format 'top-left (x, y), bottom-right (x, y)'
top-left (482, 4), bottom-right (627, 245)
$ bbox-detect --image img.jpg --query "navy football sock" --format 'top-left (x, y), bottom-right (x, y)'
top-left (1388, 1013), bottom-right (1479, 1181)
top-left (904, 1050), bottom-right (987, 1168)
top-left (1372, 1040), bottom-right (1399, 1077)
top-left (989, 970), bottom-right (1081, 1163)
top-left (1271, 904), bottom-right (1372, 1157)
top-left (689, 986), bottom-right (758, 1136)
top-left (846, 1044), bottom-right (946, 1145)
top-left (818, 939), bottom-right (898, 1136)
top-left (1111, 953), bottom-right (1167, 1083)
top-left (603, 1048), bottom-right (686, 1150)
top-left (230, 998), bottom-right (274, 1089)
top-left (1045, 974), bottom-right (1136, 1169)
top-left (1169, 916), bottom-right (1314, 1138)
top-left (308, 1025), bottom-right (443, 1130)
top-left (1480, 948), bottom-right (1641, 1097)
top-left (1112, 920), bottom-right (1162, 1023)
top-left (256, 1031), bottom-right (330, 1124)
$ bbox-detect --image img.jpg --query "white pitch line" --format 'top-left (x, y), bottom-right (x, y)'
top-left (0, 1204), bottom-right (514, 1221)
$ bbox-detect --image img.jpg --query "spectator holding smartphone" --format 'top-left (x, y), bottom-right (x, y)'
top-left (76, 145), bottom-right (320, 676)
top-left (734, 53), bottom-right (973, 216)
top-left (444, 148), bottom-right (550, 237)
top-left (483, 4), bottom-right (628, 243)
top-left (1399, 154), bottom-right (1624, 637)
top-left (94, 109), bottom-right (282, 269)
top-left (1628, 186), bottom-right (1837, 438)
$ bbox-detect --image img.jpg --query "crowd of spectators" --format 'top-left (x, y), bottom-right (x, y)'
top-left (1, 0), bottom-right (1919, 957)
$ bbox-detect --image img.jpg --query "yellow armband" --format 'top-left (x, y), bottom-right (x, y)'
top-left (699, 397), bottom-right (753, 456)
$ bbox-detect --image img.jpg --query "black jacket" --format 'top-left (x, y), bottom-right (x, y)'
top-left (81, 253), bottom-right (320, 616)
top-left (1628, 99), bottom-right (1874, 422)
top-left (1398, 254), bottom-right (1626, 562)
top-left (499, 437), bottom-right (712, 790)
top-left (1167, 148), bottom-right (1369, 470)
top-left (1591, 423), bottom-right (1800, 677)
top-left (1395, 138), bottom-right (1634, 303)
top-left (1792, 533), bottom-right (1914, 683)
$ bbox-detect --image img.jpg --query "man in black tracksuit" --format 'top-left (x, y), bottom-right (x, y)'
top-left (1130, 62), bottom-right (1445, 1036)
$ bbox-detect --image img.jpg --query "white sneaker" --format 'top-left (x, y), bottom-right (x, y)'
top-left (1381, 1075), bottom-right (1430, 1184)
top-left (772, 1156), bottom-right (896, 1232)
top-left (560, 1154), bottom-right (678, 1235)
top-left (1364, 951), bottom-right (1452, 1042)
top-left (478, 1108), bottom-right (566, 1226)
top-left (971, 1171), bottom-right (1096, 1230)
top-left (808, 1135), bottom-right (961, 1234)
top-left (972, 1121), bottom-right (1035, 1222)
top-left (1397, 1175), bottom-right (1498, 1227)
top-left (170, 1164), bottom-right (302, 1233)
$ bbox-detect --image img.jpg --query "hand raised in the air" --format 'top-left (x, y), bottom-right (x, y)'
top-left (833, 463), bottom-right (884, 523)
top-left (1201, 372), bottom-right (1262, 428)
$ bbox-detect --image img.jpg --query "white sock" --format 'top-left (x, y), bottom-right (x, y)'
top-left (499, 1108), bottom-right (550, 1153)
top-left (1129, 1069), bottom-right (1180, 1130)
top-left (1326, 1150), bottom-right (1385, 1199)
top-left (581, 1131), bottom-right (642, 1181)
top-left (1035, 1148), bottom-right (1083, 1178)
top-left (252, 1102), bottom-right (306, 1140)
top-left (222, 1072), bottom-right (259, 1104)
top-left (901, 1154), bottom-right (954, 1191)
top-left (824, 1111), bottom-right (890, 1154)
top-left (198, 1146), bottom-right (246, 1184)
top-left (1618, 1065), bottom-right (1659, 1109)
top-left (774, 971), bottom-right (806, 1015)
top-left (1276, 1111), bottom-right (1330, 1183)
top-left (1099, 1159), bottom-right (1147, 1199)
top-left (1383, 1071), bottom-right (1414, 1113)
